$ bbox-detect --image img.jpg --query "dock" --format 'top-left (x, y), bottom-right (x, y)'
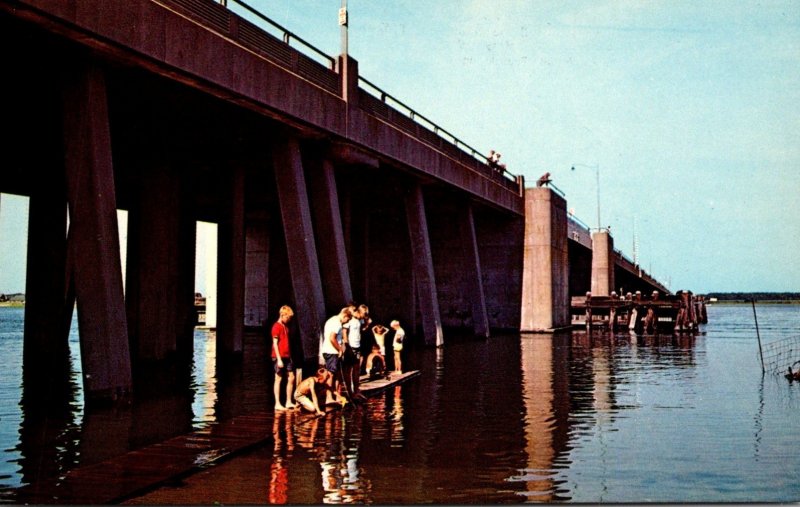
top-left (570, 290), bottom-right (708, 333)
top-left (12, 370), bottom-right (420, 505)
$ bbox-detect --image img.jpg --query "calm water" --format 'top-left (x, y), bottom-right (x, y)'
top-left (1, 304), bottom-right (800, 503)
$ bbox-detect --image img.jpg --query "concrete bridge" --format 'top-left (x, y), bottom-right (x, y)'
top-left (0, 0), bottom-right (669, 405)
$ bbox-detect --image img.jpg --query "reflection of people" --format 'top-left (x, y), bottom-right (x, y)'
top-left (269, 411), bottom-right (294, 504)
top-left (271, 305), bottom-right (296, 411)
top-left (294, 368), bottom-right (332, 416)
top-left (390, 320), bottom-right (405, 374)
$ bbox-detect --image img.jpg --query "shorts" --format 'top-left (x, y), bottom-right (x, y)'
top-left (294, 393), bottom-right (316, 413)
top-left (393, 343), bottom-right (403, 352)
top-left (272, 357), bottom-right (295, 375)
top-left (323, 353), bottom-right (341, 374)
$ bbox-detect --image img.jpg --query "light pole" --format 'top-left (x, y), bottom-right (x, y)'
top-left (339, 0), bottom-right (348, 56)
top-left (571, 163), bottom-right (601, 231)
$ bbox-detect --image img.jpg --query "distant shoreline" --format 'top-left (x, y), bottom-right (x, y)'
top-left (709, 300), bottom-right (800, 305)
top-left (0, 302), bottom-right (24, 308)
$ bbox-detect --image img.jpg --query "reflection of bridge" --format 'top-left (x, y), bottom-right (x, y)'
top-left (1, 0), bottom-right (669, 404)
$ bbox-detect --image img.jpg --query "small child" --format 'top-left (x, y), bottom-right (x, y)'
top-left (390, 320), bottom-right (405, 374)
top-left (365, 344), bottom-right (386, 380)
top-left (372, 324), bottom-right (388, 356)
top-left (294, 368), bottom-right (332, 417)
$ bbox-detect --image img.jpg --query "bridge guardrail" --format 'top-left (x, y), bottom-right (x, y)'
top-left (208, 0), bottom-right (522, 194)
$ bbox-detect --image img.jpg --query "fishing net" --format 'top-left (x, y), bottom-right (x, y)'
top-left (760, 335), bottom-right (800, 375)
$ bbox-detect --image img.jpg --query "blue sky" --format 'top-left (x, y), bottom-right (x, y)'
top-left (1, 1), bottom-right (799, 294)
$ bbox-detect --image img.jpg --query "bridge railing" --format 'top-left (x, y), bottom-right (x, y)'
top-left (187, 0), bottom-right (523, 193)
top-left (230, 0), bottom-right (336, 69)
top-left (357, 77), bottom-right (520, 192)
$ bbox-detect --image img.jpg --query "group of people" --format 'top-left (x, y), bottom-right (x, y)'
top-left (486, 149), bottom-right (508, 173)
top-left (269, 303), bottom-right (406, 417)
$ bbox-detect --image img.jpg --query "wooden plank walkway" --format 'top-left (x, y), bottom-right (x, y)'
top-left (13, 370), bottom-right (419, 504)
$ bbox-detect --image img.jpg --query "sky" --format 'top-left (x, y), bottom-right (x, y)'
top-left (1, 0), bottom-right (799, 294)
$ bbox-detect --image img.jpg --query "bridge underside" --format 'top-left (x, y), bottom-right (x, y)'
top-left (1, 12), bottom-right (526, 403)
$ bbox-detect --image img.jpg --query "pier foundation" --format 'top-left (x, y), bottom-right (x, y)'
top-left (62, 60), bottom-right (131, 403)
top-left (520, 187), bottom-right (569, 332)
top-left (591, 230), bottom-right (614, 297)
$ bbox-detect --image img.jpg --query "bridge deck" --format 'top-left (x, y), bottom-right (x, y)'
top-left (12, 370), bottom-right (420, 505)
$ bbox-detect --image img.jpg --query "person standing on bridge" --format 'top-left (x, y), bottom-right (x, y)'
top-left (271, 305), bottom-right (296, 411)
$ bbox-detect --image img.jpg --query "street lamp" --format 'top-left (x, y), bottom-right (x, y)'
top-left (571, 163), bottom-right (601, 231)
top-left (339, 0), bottom-right (348, 56)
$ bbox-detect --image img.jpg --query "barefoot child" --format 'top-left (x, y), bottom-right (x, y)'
top-left (372, 324), bottom-right (388, 356)
top-left (365, 344), bottom-right (387, 380)
top-left (390, 320), bottom-right (405, 374)
top-left (271, 305), bottom-right (296, 411)
top-left (294, 369), bottom-right (332, 416)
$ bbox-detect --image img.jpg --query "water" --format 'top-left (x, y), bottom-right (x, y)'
top-left (1, 304), bottom-right (800, 503)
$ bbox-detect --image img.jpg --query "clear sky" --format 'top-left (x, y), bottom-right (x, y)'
top-left (1, 0), bottom-right (798, 294)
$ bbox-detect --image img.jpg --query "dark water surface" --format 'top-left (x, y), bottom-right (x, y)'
top-left (1, 304), bottom-right (799, 503)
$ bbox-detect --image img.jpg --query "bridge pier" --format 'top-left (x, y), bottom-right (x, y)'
top-left (404, 183), bottom-right (444, 347)
top-left (216, 166), bottom-right (246, 357)
top-left (305, 152), bottom-right (353, 312)
top-left (23, 180), bottom-right (71, 383)
top-left (125, 165), bottom-right (197, 370)
top-left (62, 60), bottom-right (131, 404)
top-left (272, 135), bottom-right (326, 363)
top-left (459, 203), bottom-right (490, 338)
top-left (591, 230), bottom-right (615, 297)
top-left (244, 215), bottom-right (269, 327)
top-left (520, 187), bottom-right (570, 332)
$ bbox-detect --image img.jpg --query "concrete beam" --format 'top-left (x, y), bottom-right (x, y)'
top-left (62, 60), bottom-right (131, 403)
top-left (520, 187), bottom-right (570, 332)
top-left (591, 230), bottom-right (614, 297)
top-left (273, 135), bottom-right (326, 361)
top-left (404, 183), bottom-right (444, 347)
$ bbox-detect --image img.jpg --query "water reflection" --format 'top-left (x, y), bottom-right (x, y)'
top-left (5, 305), bottom-right (800, 503)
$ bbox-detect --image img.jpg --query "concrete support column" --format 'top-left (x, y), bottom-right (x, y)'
top-left (338, 55), bottom-right (359, 105)
top-left (62, 60), bottom-right (131, 403)
top-left (175, 190), bottom-right (197, 363)
top-left (459, 203), bottom-right (489, 338)
top-left (273, 136), bottom-right (326, 361)
top-left (244, 217), bottom-right (269, 327)
top-left (591, 230), bottom-right (614, 297)
top-left (306, 155), bottom-right (352, 311)
top-left (23, 184), bottom-right (71, 379)
top-left (126, 167), bottom-right (183, 363)
top-left (520, 187), bottom-right (569, 332)
top-left (217, 167), bottom-right (246, 356)
top-left (404, 183), bottom-right (444, 347)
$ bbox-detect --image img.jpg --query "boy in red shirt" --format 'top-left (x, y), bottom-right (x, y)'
top-left (272, 305), bottom-right (296, 410)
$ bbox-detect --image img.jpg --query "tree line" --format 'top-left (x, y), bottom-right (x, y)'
top-left (704, 292), bottom-right (800, 302)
